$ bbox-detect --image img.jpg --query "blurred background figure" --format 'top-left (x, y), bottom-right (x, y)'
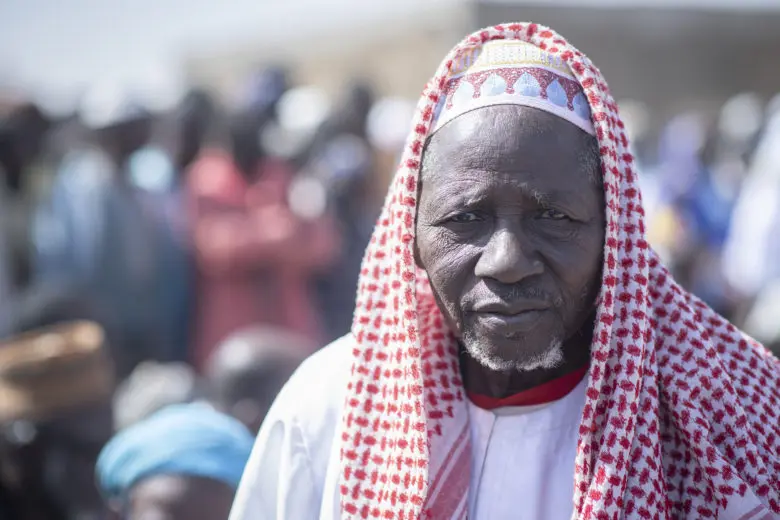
top-left (0, 321), bottom-right (114, 520)
top-left (0, 102), bottom-right (52, 334)
top-left (647, 113), bottom-right (720, 309)
top-left (3, 278), bottom-right (97, 340)
top-left (204, 325), bottom-right (312, 433)
top-left (637, 112), bottom-right (703, 261)
top-left (634, 94), bottom-right (766, 325)
top-left (96, 403), bottom-right (253, 520)
top-left (186, 68), bottom-right (339, 371)
top-left (300, 81), bottom-right (379, 341)
top-left (112, 361), bottom-right (200, 430)
top-left (31, 84), bottom-right (161, 378)
top-left (366, 96), bottom-right (417, 195)
top-left (125, 89), bottom-right (218, 365)
top-left (677, 94), bottom-right (763, 318)
top-left (722, 95), bottom-right (780, 352)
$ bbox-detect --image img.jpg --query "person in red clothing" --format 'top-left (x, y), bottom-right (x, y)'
top-left (186, 93), bottom-right (338, 371)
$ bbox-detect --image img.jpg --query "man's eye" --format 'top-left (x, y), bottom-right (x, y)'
top-left (448, 212), bottom-right (481, 224)
top-left (538, 209), bottom-right (569, 220)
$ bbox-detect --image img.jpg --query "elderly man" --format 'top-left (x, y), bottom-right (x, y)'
top-left (230, 24), bottom-right (780, 519)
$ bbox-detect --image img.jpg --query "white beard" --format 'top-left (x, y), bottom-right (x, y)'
top-left (470, 338), bottom-right (564, 372)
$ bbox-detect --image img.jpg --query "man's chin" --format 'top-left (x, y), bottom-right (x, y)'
top-left (463, 336), bottom-right (564, 372)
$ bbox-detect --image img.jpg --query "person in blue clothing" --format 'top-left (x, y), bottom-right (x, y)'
top-left (32, 85), bottom-right (158, 378)
top-left (96, 403), bottom-right (253, 520)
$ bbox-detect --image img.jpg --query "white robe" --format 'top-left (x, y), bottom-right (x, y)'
top-left (465, 376), bottom-right (586, 519)
top-left (229, 335), bottom-right (774, 520)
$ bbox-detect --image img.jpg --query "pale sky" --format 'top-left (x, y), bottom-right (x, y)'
top-left (0, 0), bottom-right (440, 112)
top-left (1, 0), bottom-right (774, 113)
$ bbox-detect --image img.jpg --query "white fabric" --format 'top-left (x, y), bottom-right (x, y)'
top-left (231, 334), bottom-right (774, 520)
top-left (228, 336), bottom-right (351, 520)
top-left (466, 377), bottom-right (587, 519)
top-left (722, 112), bottom-right (780, 297)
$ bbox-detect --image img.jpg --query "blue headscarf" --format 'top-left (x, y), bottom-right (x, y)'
top-left (96, 403), bottom-right (254, 500)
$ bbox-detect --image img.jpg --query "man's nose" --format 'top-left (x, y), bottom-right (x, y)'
top-left (474, 225), bottom-right (543, 284)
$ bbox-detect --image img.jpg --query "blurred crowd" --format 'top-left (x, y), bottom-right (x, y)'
top-left (629, 93), bottom-right (780, 354)
top-left (0, 65), bottom-right (778, 519)
top-left (0, 67), bottom-right (416, 519)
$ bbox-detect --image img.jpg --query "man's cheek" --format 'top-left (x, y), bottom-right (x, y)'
top-left (430, 265), bottom-right (472, 333)
top-left (428, 269), bottom-right (458, 316)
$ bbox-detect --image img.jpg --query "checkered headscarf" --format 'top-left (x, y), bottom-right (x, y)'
top-left (340, 23), bottom-right (780, 519)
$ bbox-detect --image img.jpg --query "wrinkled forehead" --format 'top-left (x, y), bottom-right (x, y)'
top-left (420, 105), bottom-right (603, 204)
top-left (418, 102), bottom-right (605, 221)
top-left (431, 40), bottom-right (594, 138)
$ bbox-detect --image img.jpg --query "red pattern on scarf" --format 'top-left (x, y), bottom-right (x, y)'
top-left (339, 23), bottom-right (780, 519)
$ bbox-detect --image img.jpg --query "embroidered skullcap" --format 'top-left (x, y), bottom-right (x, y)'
top-left (431, 39), bottom-right (593, 135)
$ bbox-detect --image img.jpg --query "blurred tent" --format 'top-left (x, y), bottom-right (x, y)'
top-left (475, 0), bottom-right (780, 123)
top-left (181, 0), bottom-right (780, 133)
top-left (6, 0), bottom-right (779, 122)
top-left (184, 2), bottom-right (471, 100)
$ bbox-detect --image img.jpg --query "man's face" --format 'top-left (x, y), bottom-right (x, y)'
top-left (416, 105), bottom-right (605, 372)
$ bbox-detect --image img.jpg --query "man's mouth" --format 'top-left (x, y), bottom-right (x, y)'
top-left (469, 300), bottom-right (550, 333)
top-left (471, 299), bottom-right (550, 314)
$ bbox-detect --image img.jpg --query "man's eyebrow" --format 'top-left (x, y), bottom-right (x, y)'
top-left (423, 178), bottom-right (553, 209)
top-left (517, 182), bottom-right (550, 206)
top-left (455, 180), bottom-right (552, 206)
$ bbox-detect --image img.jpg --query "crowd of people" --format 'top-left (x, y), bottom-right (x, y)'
top-left (0, 53), bottom-right (777, 519)
top-left (0, 68), bottom-right (399, 375)
top-left (632, 92), bottom-right (780, 353)
top-left (0, 67), bottom-right (408, 519)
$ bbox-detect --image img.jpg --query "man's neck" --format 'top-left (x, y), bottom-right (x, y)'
top-left (459, 320), bottom-right (593, 399)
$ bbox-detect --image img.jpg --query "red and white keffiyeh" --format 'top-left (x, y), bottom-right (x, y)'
top-left (340, 23), bottom-right (780, 519)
